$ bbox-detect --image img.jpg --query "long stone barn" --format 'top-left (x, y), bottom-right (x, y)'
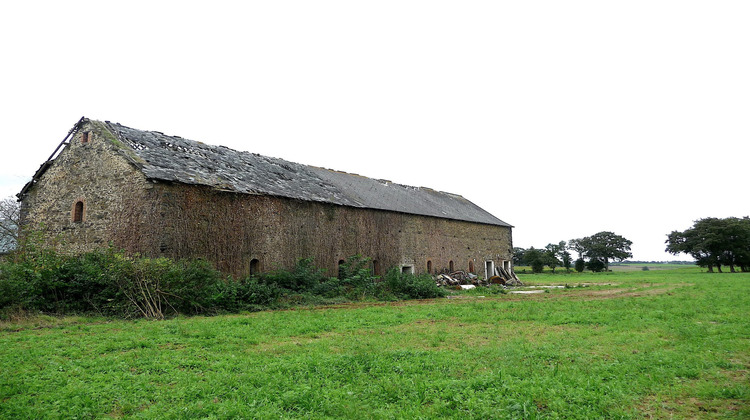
top-left (18, 117), bottom-right (514, 279)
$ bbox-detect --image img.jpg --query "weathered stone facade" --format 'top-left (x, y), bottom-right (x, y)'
top-left (20, 119), bottom-right (513, 279)
top-left (20, 122), bottom-right (152, 254)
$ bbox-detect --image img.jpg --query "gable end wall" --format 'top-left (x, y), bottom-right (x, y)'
top-left (19, 121), bottom-right (152, 253)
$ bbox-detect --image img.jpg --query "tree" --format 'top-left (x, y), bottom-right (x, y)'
top-left (719, 217), bottom-right (750, 273)
top-left (568, 238), bottom-right (586, 260)
top-left (512, 247), bottom-right (526, 267)
top-left (666, 217), bottom-right (750, 273)
top-left (557, 240), bottom-right (572, 272)
top-left (544, 244), bottom-right (564, 274)
top-left (0, 197), bottom-right (20, 253)
top-left (523, 247), bottom-right (546, 273)
top-left (579, 231), bottom-right (633, 272)
top-left (560, 249), bottom-right (572, 272)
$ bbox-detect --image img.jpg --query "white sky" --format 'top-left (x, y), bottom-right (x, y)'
top-left (1, 1), bottom-right (748, 261)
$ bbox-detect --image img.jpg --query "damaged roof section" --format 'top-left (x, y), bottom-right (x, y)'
top-left (101, 119), bottom-right (510, 227)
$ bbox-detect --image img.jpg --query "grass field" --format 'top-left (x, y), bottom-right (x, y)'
top-left (514, 262), bottom-right (696, 274)
top-left (1, 268), bottom-right (748, 419)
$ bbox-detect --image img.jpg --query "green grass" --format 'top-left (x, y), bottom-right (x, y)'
top-left (1, 268), bottom-right (748, 418)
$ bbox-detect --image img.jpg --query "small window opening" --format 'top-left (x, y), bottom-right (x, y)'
top-left (427, 260), bottom-right (433, 274)
top-left (81, 132), bottom-right (90, 144)
top-left (338, 259), bottom-right (346, 279)
top-left (401, 265), bottom-right (414, 275)
top-left (73, 201), bottom-right (84, 223)
top-left (449, 260), bottom-right (454, 272)
top-left (249, 259), bottom-right (260, 276)
top-left (468, 260), bottom-right (475, 274)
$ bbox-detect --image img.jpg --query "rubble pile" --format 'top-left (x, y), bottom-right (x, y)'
top-left (435, 267), bottom-right (523, 288)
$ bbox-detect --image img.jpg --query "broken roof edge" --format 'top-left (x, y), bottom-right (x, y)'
top-left (17, 117), bottom-right (87, 200)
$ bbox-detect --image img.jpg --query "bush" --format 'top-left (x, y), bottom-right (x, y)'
top-left (586, 258), bottom-right (606, 273)
top-left (380, 268), bottom-right (446, 300)
top-left (574, 258), bottom-right (585, 273)
top-left (219, 277), bottom-right (282, 312)
top-left (315, 255), bottom-right (379, 300)
top-left (259, 258), bottom-right (326, 292)
top-left (0, 247), bottom-right (448, 319)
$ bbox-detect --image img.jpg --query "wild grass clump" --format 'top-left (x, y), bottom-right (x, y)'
top-left (0, 249), bottom-right (444, 319)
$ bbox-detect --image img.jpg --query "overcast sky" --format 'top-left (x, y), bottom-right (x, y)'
top-left (1, 1), bottom-right (748, 261)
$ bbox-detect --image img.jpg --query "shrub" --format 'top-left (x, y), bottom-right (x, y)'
top-left (0, 247), bottom-right (447, 319)
top-left (586, 258), bottom-right (606, 273)
top-left (315, 255), bottom-right (379, 300)
top-left (380, 268), bottom-right (446, 300)
top-left (574, 258), bottom-right (585, 273)
top-left (239, 280), bottom-right (281, 306)
top-left (260, 258), bottom-right (326, 292)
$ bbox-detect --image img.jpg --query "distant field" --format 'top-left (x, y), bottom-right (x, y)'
top-left (609, 263), bottom-right (696, 272)
top-left (514, 262), bottom-right (696, 274)
top-left (1, 268), bottom-right (748, 419)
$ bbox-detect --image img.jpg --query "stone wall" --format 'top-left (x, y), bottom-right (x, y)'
top-left (19, 120), bottom-right (152, 253)
top-left (114, 183), bottom-right (513, 279)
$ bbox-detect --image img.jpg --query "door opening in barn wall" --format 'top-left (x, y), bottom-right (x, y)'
top-left (249, 259), bottom-right (260, 276)
top-left (485, 261), bottom-right (495, 279)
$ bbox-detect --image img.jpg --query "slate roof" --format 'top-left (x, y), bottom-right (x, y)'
top-left (60, 119), bottom-right (511, 227)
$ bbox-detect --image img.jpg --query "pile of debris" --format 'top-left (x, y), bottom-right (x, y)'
top-left (435, 267), bottom-right (523, 288)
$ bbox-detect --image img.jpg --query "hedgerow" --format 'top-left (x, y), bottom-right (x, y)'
top-left (0, 248), bottom-right (444, 319)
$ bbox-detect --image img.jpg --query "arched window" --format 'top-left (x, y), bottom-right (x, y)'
top-left (372, 260), bottom-right (381, 276)
top-left (81, 132), bottom-right (90, 144)
top-left (73, 201), bottom-right (84, 223)
top-left (427, 260), bottom-right (433, 274)
top-left (449, 260), bottom-right (454, 272)
top-left (249, 259), bottom-right (260, 276)
top-left (468, 260), bottom-right (475, 274)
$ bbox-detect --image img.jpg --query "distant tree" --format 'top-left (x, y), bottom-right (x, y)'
top-left (0, 197), bottom-right (20, 253)
top-left (735, 217), bottom-right (750, 272)
top-left (512, 247), bottom-right (526, 267)
top-left (557, 240), bottom-right (572, 272)
top-left (720, 217), bottom-right (750, 273)
top-left (568, 238), bottom-right (586, 260)
top-left (524, 247), bottom-right (546, 273)
top-left (543, 243), bottom-right (561, 273)
top-left (667, 217), bottom-right (750, 273)
top-left (574, 258), bottom-right (585, 273)
top-left (579, 231), bottom-right (633, 272)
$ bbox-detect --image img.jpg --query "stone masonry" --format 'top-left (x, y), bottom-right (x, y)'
top-left (19, 118), bottom-right (514, 279)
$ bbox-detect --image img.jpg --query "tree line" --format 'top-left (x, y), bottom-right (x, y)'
top-left (666, 217), bottom-right (750, 273)
top-left (514, 231), bottom-right (633, 273)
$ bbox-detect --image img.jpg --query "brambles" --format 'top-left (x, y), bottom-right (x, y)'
top-left (0, 248), bottom-right (444, 319)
